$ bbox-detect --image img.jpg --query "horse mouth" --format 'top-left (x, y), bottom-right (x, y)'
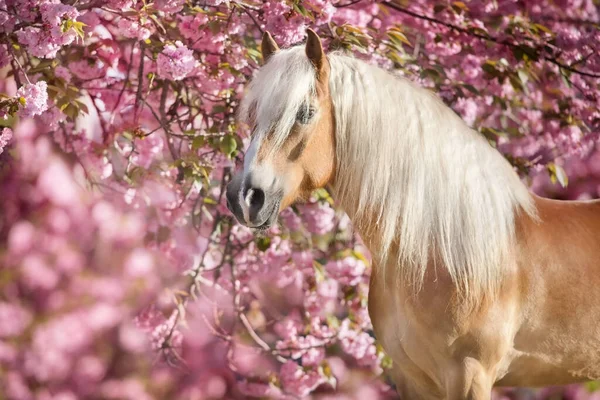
top-left (253, 199), bottom-right (280, 231)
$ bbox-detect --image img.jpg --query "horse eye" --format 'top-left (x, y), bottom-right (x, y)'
top-left (296, 106), bottom-right (316, 124)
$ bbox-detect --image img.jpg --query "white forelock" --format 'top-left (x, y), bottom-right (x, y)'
top-left (238, 47), bottom-right (317, 157)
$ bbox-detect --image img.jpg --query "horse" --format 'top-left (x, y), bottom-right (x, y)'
top-left (225, 29), bottom-right (600, 399)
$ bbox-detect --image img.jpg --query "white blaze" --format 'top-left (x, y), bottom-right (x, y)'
top-left (238, 135), bottom-right (277, 225)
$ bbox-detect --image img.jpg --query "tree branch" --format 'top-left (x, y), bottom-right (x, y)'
top-left (158, 83), bottom-right (179, 160)
top-left (383, 1), bottom-right (600, 79)
top-left (134, 40), bottom-right (146, 121)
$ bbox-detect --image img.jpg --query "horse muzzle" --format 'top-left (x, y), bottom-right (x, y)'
top-left (226, 172), bottom-right (282, 230)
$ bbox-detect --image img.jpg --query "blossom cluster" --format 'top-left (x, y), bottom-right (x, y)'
top-left (0, 0), bottom-right (599, 398)
top-left (0, 122), bottom-right (164, 399)
top-left (15, 81), bottom-right (49, 118)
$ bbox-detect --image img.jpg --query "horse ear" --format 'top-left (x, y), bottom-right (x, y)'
top-left (305, 28), bottom-right (325, 72)
top-left (261, 31), bottom-right (279, 63)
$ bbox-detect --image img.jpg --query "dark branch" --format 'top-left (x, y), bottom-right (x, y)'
top-left (383, 1), bottom-right (600, 79)
top-left (134, 40), bottom-right (146, 121)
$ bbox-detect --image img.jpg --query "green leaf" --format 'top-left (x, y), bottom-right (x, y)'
top-left (61, 19), bottom-right (86, 41)
top-left (509, 74), bottom-right (523, 92)
top-left (208, 21), bottom-right (221, 35)
top-left (200, 166), bottom-right (211, 186)
top-left (377, 342), bottom-right (393, 370)
top-left (482, 61), bottom-right (501, 78)
top-left (47, 84), bottom-right (64, 97)
top-left (386, 51), bottom-right (405, 66)
top-left (433, 4), bottom-right (446, 13)
top-left (461, 84), bottom-right (479, 95)
top-left (511, 46), bottom-right (525, 61)
top-left (74, 100), bottom-right (89, 115)
top-left (29, 60), bottom-right (55, 74)
top-left (320, 361), bottom-right (337, 390)
top-left (65, 85), bottom-right (80, 99)
top-left (219, 135), bottom-right (237, 157)
top-left (468, 26), bottom-right (489, 37)
top-left (148, 14), bottom-right (166, 34)
top-left (326, 315), bottom-right (340, 329)
top-left (506, 127), bottom-right (522, 137)
top-left (420, 68), bottom-right (442, 81)
top-left (585, 381), bottom-right (600, 393)
top-left (292, 3), bottom-right (306, 16)
top-left (192, 136), bottom-right (205, 150)
top-left (533, 23), bottom-right (553, 35)
top-left (480, 127), bottom-right (507, 140)
top-left (351, 250), bottom-right (369, 265)
top-left (247, 47), bottom-right (262, 64)
top-left (547, 163), bottom-right (568, 188)
top-left (560, 69), bottom-right (572, 88)
top-left (451, 1), bottom-right (469, 13)
top-left (341, 24), bottom-right (365, 35)
top-left (512, 45), bottom-right (539, 62)
top-left (388, 30), bottom-right (411, 46)
top-left (256, 236), bottom-right (271, 251)
top-left (313, 261), bottom-right (326, 283)
top-left (72, 21), bottom-right (87, 40)
top-left (61, 19), bottom-right (73, 33)
top-left (212, 105), bottom-right (227, 114)
top-left (517, 69), bottom-right (529, 85)
top-left (63, 103), bottom-right (79, 121)
top-left (313, 188), bottom-right (330, 199)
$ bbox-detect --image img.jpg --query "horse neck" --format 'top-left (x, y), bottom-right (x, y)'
top-left (327, 55), bottom-right (535, 298)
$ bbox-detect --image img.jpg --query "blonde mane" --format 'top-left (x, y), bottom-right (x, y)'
top-left (240, 46), bottom-right (537, 300)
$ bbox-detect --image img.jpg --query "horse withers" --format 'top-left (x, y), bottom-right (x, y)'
top-left (226, 29), bottom-right (600, 399)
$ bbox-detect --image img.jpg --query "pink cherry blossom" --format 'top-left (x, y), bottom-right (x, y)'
top-left (0, 0), bottom-right (599, 398)
top-left (327, 256), bottom-right (367, 286)
top-left (280, 360), bottom-right (327, 397)
top-left (298, 201), bottom-right (336, 235)
top-left (238, 381), bottom-right (282, 398)
top-left (117, 18), bottom-right (153, 41)
top-left (54, 66), bottom-right (73, 82)
top-left (0, 45), bottom-right (9, 68)
top-left (157, 42), bottom-right (196, 81)
top-left (16, 81), bottom-right (49, 118)
top-left (0, 302), bottom-right (31, 337)
top-left (0, 127), bottom-right (12, 154)
top-left (154, 0), bottom-right (185, 13)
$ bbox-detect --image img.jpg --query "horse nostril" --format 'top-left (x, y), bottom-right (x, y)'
top-left (248, 188), bottom-right (265, 214)
top-left (242, 184), bottom-right (268, 223)
top-left (244, 187), bottom-right (266, 223)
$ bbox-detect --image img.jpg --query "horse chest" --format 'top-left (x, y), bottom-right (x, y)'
top-left (367, 263), bottom-right (522, 393)
top-left (367, 273), bottom-right (410, 354)
top-left (367, 268), bottom-right (450, 391)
